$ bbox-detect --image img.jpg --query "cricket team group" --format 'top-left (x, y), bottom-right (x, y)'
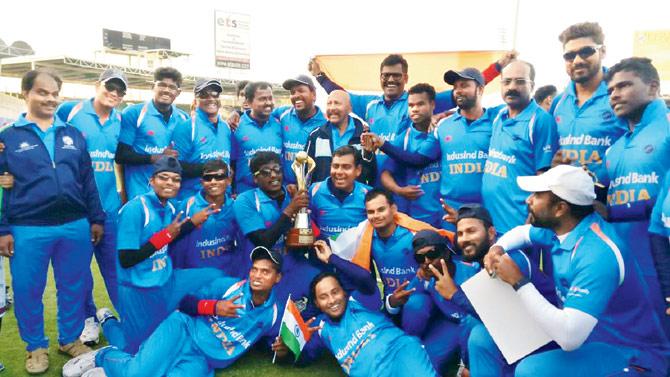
top-left (0, 21), bottom-right (670, 377)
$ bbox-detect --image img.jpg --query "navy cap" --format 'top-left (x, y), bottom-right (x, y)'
top-left (250, 246), bottom-right (283, 269)
top-left (99, 68), bottom-right (128, 90)
top-left (456, 204), bottom-right (493, 227)
top-left (282, 74), bottom-right (316, 91)
top-left (152, 156), bottom-right (182, 176)
top-left (194, 78), bottom-right (223, 94)
top-left (444, 68), bottom-right (485, 87)
top-left (412, 229), bottom-right (448, 254)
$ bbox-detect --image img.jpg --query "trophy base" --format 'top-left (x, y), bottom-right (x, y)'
top-left (286, 228), bottom-right (314, 248)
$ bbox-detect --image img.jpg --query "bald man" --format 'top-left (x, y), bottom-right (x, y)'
top-left (305, 90), bottom-right (376, 185)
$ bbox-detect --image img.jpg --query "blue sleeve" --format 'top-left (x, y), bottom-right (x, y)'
top-left (563, 245), bottom-right (620, 318)
top-left (349, 94), bottom-right (378, 120)
top-left (450, 290), bottom-right (477, 317)
top-left (379, 142), bottom-right (435, 168)
top-left (328, 254), bottom-right (376, 294)
top-left (506, 250), bottom-right (532, 278)
top-left (78, 133), bottom-right (105, 224)
top-left (528, 226), bottom-right (557, 249)
top-left (56, 101), bottom-right (76, 123)
top-left (434, 90), bottom-right (455, 114)
top-left (295, 327), bottom-right (326, 366)
top-left (119, 106), bottom-right (139, 146)
top-left (315, 74), bottom-right (344, 94)
top-left (117, 201), bottom-right (144, 250)
top-left (272, 105), bottom-right (291, 120)
top-left (532, 111), bottom-right (559, 172)
top-left (649, 171), bottom-right (670, 236)
top-left (192, 276), bottom-right (239, 299)
top-left (233, 193), bottom-right (266, 235)
top-left (416, 132), bottom-right (440, 160)
top-left (170, 118), bottom-right (194, 162)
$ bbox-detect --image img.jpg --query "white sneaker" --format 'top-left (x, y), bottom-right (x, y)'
top-left (61, 348), bottom-right (101, 377)
top-left (79, 317), bottom-right (100, 346)
top-left (82, 367), bottom-right (106, 377)
top-left (95, 308), bottom-right (117, 326)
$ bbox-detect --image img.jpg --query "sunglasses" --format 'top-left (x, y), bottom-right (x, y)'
top-left (202, 173), bottom-right (228, 182)
top-left (104, 81), bottom-right (126, 96)
top-left (563, 45), bottom-right (602, 62)
top-left (414, 247), bottom-right (444, 264)
top-left (254, 166), bottom-right (282, 177)
top-left (197, 91), bottom-right (220, 99)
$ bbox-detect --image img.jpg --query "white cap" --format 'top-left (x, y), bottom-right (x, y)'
top-left (517, 165), bottom-right (596, 206)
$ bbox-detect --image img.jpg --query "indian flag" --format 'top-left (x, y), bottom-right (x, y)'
top-left (279, 296), bottom-right (312, 359)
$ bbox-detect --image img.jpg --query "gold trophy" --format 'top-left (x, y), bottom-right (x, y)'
top-left (286, 151), bottom-right (316, 247)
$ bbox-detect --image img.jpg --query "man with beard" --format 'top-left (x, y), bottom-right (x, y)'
top-left (63, 246), bottom-right (283, 377)
top-left (604, 57), bottom-right (670, 334)
top-left (478, 165), bottom-right (669, 376)
top-left (57, 68), bottom-right (128, 345)
top-left (231, 82), bottom-right (283, 194)
top-left (305, 90), bottom-right (376, 185)
top-left (551, 22), bottom-right (626, 185)
top-left (279, 75), bottom-right (327, 185)
top-left (115, 67), bottom-right (189, 200)
top-left (481, 60), bottom-right (559, 233)
top-left (171, 79), bottom-right (232, 201)
top-left (274, 272), bottom-right (438, 377)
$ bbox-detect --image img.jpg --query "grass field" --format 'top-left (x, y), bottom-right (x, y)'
top-left (0, 258), bottom-right (344, 377)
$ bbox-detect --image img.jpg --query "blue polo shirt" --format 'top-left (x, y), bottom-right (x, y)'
top-left (604, 99), bottom-right (670, 277)
top-left (233, 187), bottom-right (290, 264)
top-left (481, 101), bottom-right (559, 233)
top-left (309, 178), bottom-right (370, 240)
top-left (372, 226), bottom-right (418, 298)
top-left (116, 190), bottom-right (176, 288)
top-left (58, 99), bottom-right (122, 219)
top-left (331, 117), bottom-right (356, 152)
top-left (119, 101), bottom-right (189, 200)
top-left (650, 170), bottom-right (670, 237)
top-left (436, 106), bottom-right (501, 210)
top-left (384, 125), bottom-right (442, 226)
top-left (522, 214), bottom-right (669, 359)
top-left (279, 106), bottom-right (326, 185)
top-left (553, 79), bottom-right (627, 181)
top-left (231, 111), bottom-right (283, 194)
top-left (171, 191), bottom-right (240, 276)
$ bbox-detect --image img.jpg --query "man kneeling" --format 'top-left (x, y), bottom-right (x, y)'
top-left (63, 246), bottom-right (282, 377)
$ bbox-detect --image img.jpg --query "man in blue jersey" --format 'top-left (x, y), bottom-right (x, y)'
top-left (115, 67), bottom-right (189, 200)
top-left (604, 57), bottom-right (670, 333)
top-left (280, 74), bottom-right (326, 185)
top-left (231, 82), bottom-right (283, 194)
top-left (171, 78), bottom-right (231, 201)
top-left (0, 69), bottom-right (105, 373)
top-left (274, 272), bottom-right (437, 377)
top-left (56, 68), bottom-right (128, 346)
top-left (99, 156), bottom-right (222, 354)
top-left (481, 60), bottom-right (559, 233)
top-left (171, 159), bottom-right (240, 277)
top-left (534, 85), bottom-right (557, 112)
top-left (551, 22), bottom-right (626, 186)
top-left (480, 165), bottom-right (669, 376)
top-left (63, 246), bottom-right (283, 377)
top-left (305, 90), bottom-right (376, 185)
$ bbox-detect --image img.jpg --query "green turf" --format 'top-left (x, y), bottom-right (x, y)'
top-left (0, 258), bottom-right (344, 376)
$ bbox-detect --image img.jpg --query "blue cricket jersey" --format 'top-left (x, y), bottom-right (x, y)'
top-left (116, 190), bottom-right (176, 288)
top-left (384, 125), bottom-right (442, 226)
top-left (309, 178), bottom-right (370, 240)
top-left (119, 101), bottom-right (189, 200)
top-left (436, 106), bottom-right (501, 210)
top-left (650, 170), bottom-right (670, 237)
top-left (57, 99), bottom-right (122, 220)
top-left (552, 79), bottom-right (627, 182)
top-left (372, 226), bottom-right (418, 298)
top-left (279, 106), bottom-right (326, 185)
top-left (171, 191), bottom-right (240, 276)
top-left (170, 108), bottom-right (232, 201)
top-left (481, 101), bottom-right (559, 233)
top-left (604, 99), bottom-right (670, 277)
top-left (231, 111), bottom-right (282, 194)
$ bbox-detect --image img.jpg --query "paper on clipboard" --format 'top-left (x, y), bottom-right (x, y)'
top-left (461, 270), bottom-right (552, 364)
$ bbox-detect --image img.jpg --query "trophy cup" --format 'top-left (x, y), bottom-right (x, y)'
top-left (286, 151), bottom-right (316, 247)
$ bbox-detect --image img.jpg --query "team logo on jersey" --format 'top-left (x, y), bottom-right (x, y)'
top-left (285, 126), bottom-right (289, 131)
top-left (243, 136), bottom-right (250, 141)
top-left (147, 130), bottom-right (155, 136)
top-left (444, 135), bottom-right (452, 142)
top-left (15, 142), bottom-right (38, 153)
top-left (601, 111), bottom-right (613, 121)
top-left (200, 136), bottom-right (207, 144)
top-left (644, 144), bottom-right (654, 154)
top-left (555, 116), bottom-right (561, 123)
top-left (62, 136), bottom-right (77, 150)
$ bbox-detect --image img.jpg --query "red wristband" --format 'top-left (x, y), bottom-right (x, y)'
top-left (197, 300), bottom-right (218, 316)
top-left (149, 229), bottom-right (173, 250)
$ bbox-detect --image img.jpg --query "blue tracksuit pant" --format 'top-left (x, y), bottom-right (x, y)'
top-left (85, 219), bottom-right (119, 317)
top-left (10, 218), bottom-right (93, 351)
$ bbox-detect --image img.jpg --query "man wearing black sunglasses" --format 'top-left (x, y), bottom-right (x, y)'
top-left (551, 22), bottom-right (627, 185)
top-left (171, 78), bottom-right (232, 201)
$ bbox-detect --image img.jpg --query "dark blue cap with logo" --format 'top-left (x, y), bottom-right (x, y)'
top-left (444, 67), bottom-right (485, 87)
top-left (152, 156), bottom-right (182, 176)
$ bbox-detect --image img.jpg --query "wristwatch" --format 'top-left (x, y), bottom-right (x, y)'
top-left (513, 276), bottom-right (531, 291)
